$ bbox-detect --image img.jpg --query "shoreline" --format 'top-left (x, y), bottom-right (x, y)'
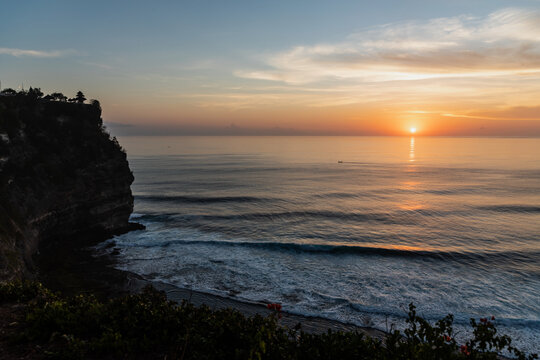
top-left (132, 277), bottom-right (386, 339)
top-left (35, 238), bottom-right (386, 339)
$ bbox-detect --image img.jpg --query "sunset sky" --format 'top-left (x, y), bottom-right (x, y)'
top-left (2, 0), bottom-right (540, 136)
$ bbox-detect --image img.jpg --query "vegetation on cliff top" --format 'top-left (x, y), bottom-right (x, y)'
top-left (0, 88), bottom-right (121, 161)
top-left (0, 87), bottom-right (94, 105)
top-left (0, 281), bottom-right (537, 360)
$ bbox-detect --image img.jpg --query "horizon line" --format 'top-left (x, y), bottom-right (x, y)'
top-left (113, 134), bottom-right (540, 138)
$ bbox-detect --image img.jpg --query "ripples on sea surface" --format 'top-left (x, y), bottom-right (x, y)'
top-left (107, 136), bottom-right (540, 354)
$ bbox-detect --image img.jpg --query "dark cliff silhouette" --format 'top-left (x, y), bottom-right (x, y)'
top-left (0, 89), bottom-right (142, 280)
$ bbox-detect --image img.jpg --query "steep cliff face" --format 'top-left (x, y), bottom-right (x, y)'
top-left (0, 95), bottom-right (137, 280)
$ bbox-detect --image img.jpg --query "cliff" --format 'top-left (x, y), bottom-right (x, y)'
top-left (0, 94), bottom-right (139, 280)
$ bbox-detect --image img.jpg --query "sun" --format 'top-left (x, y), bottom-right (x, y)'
top-left (410, 127), bottom-right (417, 134)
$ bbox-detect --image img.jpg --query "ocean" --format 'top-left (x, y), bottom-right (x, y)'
top-left (106, 136), bottom-right (540, 354)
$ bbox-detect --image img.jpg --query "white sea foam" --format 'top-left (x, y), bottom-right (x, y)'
top-left (111, 223), bottom-right (540, 354)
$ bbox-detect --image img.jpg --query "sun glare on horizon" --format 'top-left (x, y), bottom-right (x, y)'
top-left (410, 127), bottom-right (417, 134)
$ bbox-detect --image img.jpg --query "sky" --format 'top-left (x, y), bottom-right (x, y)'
top-left (2, 0), bottom-right (540, 136)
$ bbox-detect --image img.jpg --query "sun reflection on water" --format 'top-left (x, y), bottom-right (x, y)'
top-left (409, 136), bottom-right (415, 162)
top-left (399, 136), bottom-right (425, 210)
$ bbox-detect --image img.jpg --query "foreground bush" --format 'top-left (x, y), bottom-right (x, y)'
top-left (0, 281), bottom-right (537, 359)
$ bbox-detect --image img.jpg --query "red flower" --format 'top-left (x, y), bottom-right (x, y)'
top-left (444, 335), bottom-right (452, 342)
top-left (480, 318), bottom-right (487, 323)
top-left (460, 345), bottom-right (471, 356)
top-left (491, 316), bottom-right (495, 321)
top-left (267, 303), bottom-right (282, 312)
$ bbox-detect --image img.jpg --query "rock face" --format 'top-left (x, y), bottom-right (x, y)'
top-left (0, 95), bottom-right (138, 280)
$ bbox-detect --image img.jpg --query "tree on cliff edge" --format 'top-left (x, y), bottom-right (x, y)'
top-left (0, 88), bottom-right (17, 96)
top-left (75, 91), bottom-right (86, 104)
top-left (50, 92), bottom-right (67, 102)
top-left (90, 99), bottom-right (101, 111)
top-left (27, 87), bottom-right (43, 99)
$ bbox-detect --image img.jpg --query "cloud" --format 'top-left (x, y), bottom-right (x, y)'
top-left (0, 47), bottom-right (76, 58)
top-left (169, 92), bottom-right (363, 110)
top-left (468, 106), bottom-right (540, 121)
top-left (403, 106), bottom-right (540, 121)
top-left (236, 8), bottom-right (540, 84)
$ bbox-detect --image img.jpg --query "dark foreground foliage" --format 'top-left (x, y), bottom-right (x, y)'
top-left (0, 281), bottom-right (537, 360)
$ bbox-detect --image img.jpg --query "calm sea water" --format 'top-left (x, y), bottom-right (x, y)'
top-left (107, 136), bottom-right (540, 353)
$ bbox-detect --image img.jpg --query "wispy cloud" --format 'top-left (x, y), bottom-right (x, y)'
top-left (236, 8), bottom-right (540, 84)
top-left (441, 113), bottom-right (506, 120)
top-left (403, 107), bottom-right (540, 121)
top-left (0, 47), bottom-right (76, 58)
top-left (169, 92), bottom-right (359, 110)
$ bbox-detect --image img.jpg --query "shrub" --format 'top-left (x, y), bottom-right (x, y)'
top-left (0, 281), bottom-right (537, 360)
top-left (0, 280), bottom-right (51, 303)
